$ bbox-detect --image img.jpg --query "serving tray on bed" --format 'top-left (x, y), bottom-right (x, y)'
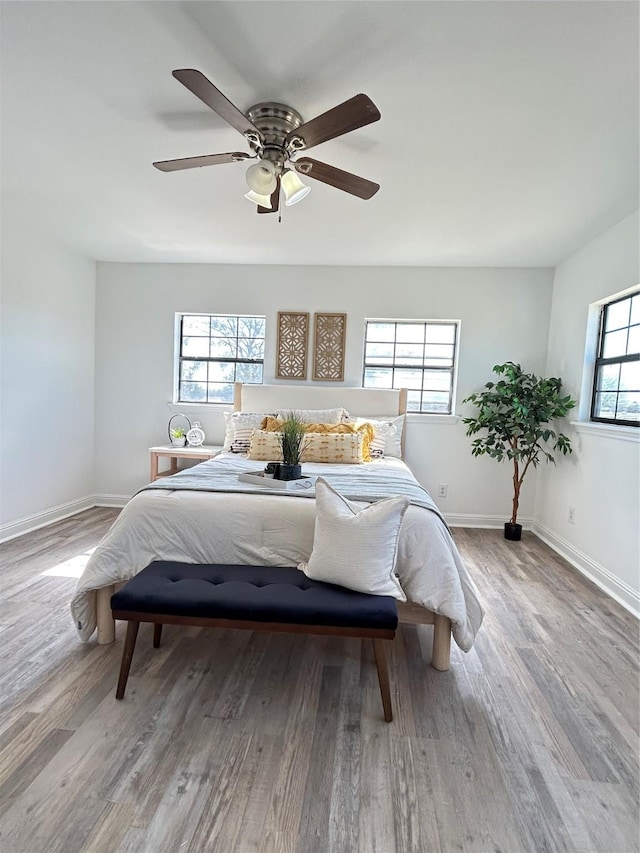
top-left (237, 472), bottom-right (317, 491)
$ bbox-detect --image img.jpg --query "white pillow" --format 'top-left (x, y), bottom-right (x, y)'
top-left (299, 479), bottom-right (408, 600)
top-left (348, 415), bottom-right (405, 458)
top-left (276, 407), bottom-right (347, 425)
top-left (223, 411), bottom-right (275, 452)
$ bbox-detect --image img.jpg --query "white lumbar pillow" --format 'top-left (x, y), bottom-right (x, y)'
top-left (299, 478), bottom-right (408, 600)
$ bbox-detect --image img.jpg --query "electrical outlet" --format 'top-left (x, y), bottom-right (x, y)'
top-left (568, 506), bottom-right (575, 524)
top-left (437, 484), bottom-right (448, 498)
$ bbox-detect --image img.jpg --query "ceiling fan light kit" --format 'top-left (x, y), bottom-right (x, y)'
top-left (245, 160), bottom-right (277, 195)
top-left (244, 189), bottom-right (274, 209)
top-left (153, 69), bottom-right (381, 217)
top-left (281, 170), bottom-right (311, 206)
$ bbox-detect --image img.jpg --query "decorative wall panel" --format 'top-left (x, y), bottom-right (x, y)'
top-left (276, 311), bottom-right (309, 380)
top-left (313, 313), bottom-right (347, 381)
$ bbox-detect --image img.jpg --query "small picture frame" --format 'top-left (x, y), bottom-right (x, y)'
top-left (313, 312), bottom-right (347, 381)
top-left (276, 311), bottom-right (310, 380)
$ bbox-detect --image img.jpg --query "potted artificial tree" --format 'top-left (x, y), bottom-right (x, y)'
top-left (462, 362), bottom-right (576, 541)
top-left (276, 413), bottom-right (307, 480)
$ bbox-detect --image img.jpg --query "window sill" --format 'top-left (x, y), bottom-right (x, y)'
top-left (571, 421), bottom-right (639, 443)
top-left (169, 401), bottom-right (230, 409)
top-left (406, 413), bottom-right (460, 425)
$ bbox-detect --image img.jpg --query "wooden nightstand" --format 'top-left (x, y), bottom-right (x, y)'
top-left (149, 445), bottom-right (223, 482)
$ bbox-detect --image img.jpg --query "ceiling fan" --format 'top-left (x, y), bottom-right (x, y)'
top-left (153, 69), bottom-right (381, 214)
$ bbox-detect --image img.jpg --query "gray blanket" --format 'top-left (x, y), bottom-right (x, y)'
top-left (72, 453), bottom-right (483, 649)
top-left (140, 457), bottom-right (446, 524)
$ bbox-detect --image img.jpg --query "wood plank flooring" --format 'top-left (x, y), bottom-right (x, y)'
top-left (0, 510), bottom-right (638, 852)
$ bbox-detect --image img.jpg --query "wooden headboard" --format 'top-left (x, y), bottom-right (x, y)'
top-left (233, 383), bottom-right (407, 418)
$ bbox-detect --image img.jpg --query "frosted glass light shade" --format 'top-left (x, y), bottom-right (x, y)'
top-left (244, 190), bottom-right (273, 209)
top-left (281, 169), bottom-right (311, 206)
top-left (246, 161), bottom-right (277, 194)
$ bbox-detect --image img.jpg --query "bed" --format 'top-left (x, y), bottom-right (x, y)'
top-left (72, 383), bottom-right (483, 670)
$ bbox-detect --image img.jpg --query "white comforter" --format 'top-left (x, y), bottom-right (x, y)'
top-left (71, 454), bottom-right (484, 650)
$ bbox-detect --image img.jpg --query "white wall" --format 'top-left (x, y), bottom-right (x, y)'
top-left (0, 217), bottom-right (96, 537)
top-left (5, 232), bottom-right (637, 615)
top-left (94, 263), bottom-right (553, 527)
top-left (535, 210), bottom-right (639, 614)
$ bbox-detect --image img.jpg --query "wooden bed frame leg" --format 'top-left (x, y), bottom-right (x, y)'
top-left (432, 614), bottom-right (452, 671)
top-left (116, 621), bottom-right (140, 700)
top-left (372, 638), bottom-right (393, 722)
top-left (96, 586), bottom-right (116, 644)
top-left (153, 623), bottom-right (163, 648)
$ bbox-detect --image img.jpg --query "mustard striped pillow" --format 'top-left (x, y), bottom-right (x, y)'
top-left (260, 418), bottom-right (374, 461)
top-left (302, 431), bottom-right (365, 464)
top-left (247, 429), bottom-right (368, 464)
top-left (246, 430), bottom-right (282, 461)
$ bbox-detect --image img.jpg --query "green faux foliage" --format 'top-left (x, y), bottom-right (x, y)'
top-left (279, 413), bottom-right (307, 466)
top-left (462, 362), bottom-right (577, 526)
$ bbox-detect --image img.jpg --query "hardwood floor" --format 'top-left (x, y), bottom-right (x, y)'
top-left (0, 510), bottom-right (638, 852)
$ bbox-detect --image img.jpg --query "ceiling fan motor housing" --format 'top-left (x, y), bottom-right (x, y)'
top-left (245, 102), bottom-right (304, 173)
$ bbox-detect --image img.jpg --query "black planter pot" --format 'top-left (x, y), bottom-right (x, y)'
top-left (275, 463), bottom-right (302, 481)
top-left (504, 522), bottom-right (522, 541)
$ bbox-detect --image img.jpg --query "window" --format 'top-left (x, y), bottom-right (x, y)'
top-left (363, 319), bottom-right (458, 413)
top-left (591, 291), bottom-right (639, 426)
top-left (176, 313), bottom-right (265, 404)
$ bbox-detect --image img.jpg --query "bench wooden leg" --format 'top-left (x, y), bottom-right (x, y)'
top-left (372, 638), bottom-right (393, 723)
top-left (432, 614), bottom-right (452, 671)
top-left (153, 623), bottom-right (163, 648)
top-left (116, 621), bottom-right (140, 700)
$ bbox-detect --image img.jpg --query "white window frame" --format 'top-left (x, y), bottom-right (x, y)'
top-left (174, 312), bottom-right (265, 405)
top-left (362, 318), bottom-right (460, 414)
top-left (589, 289), bottom-right (639, 428)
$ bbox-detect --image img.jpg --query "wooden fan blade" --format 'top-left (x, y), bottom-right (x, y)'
top-left (293, 158), bottom-right (379, 199)
top-left (172, 69), bottom-right (261, 139)
top-left (153, 152), bottom-right (250, 172)
top-left (286, 94), bottom-right (380, 151)
top-left (257, 177), bottom-right (280, 214)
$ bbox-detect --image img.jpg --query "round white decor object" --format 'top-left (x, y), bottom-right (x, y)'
top-left (186, 422), bottom-right (205, 446)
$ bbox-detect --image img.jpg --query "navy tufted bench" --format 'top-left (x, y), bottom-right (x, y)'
top-left (111, 561), bottom-right (398, 721)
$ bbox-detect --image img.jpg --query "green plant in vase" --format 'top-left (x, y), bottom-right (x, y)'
top-left (277, 414), bottom-right (307, 480)
top-left (170, 427), bottom-right (187, 447)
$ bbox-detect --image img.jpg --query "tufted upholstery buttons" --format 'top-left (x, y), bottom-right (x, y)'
top-left (111, 561), bottom-right (398, 630)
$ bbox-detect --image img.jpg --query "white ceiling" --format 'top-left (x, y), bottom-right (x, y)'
top-left (1, 1), bottom-right (637, 267)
